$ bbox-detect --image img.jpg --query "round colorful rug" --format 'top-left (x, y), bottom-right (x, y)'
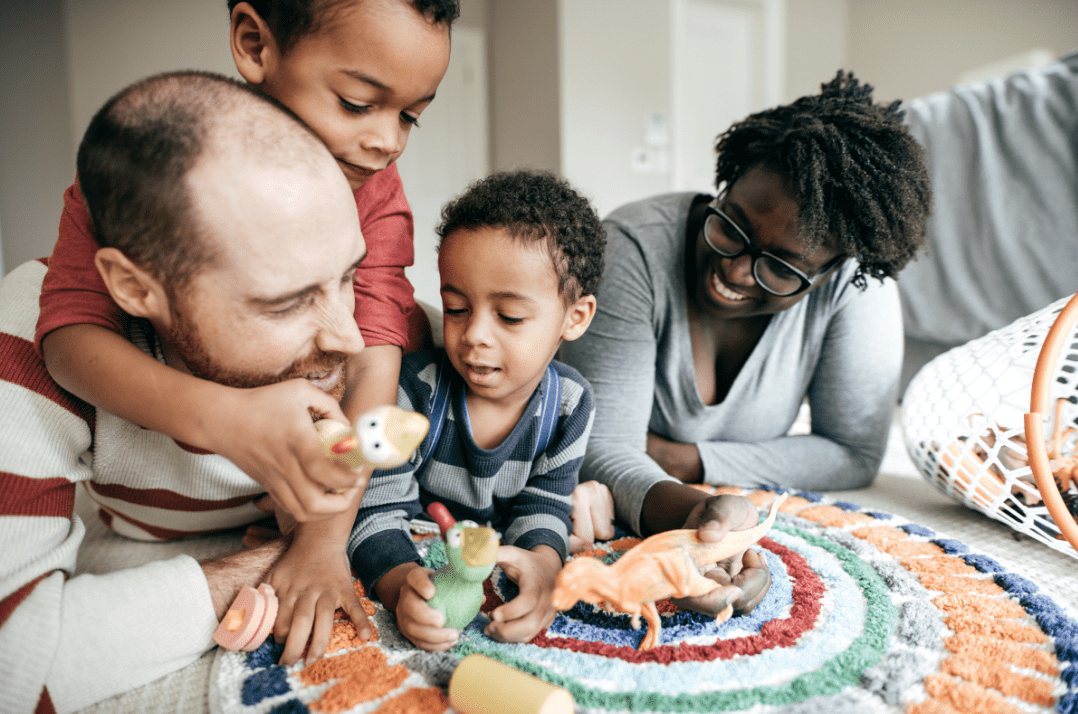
top-left (210, 487), bottom-right (1078, 714)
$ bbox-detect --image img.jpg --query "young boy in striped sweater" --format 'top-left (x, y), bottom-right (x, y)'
top-left (349, 170), bottom-right (605, 650)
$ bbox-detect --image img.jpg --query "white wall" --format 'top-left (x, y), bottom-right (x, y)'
top-left (488, 0), bottom-right (561, 173)
top-left (558, 0), bottom-right (674, 218)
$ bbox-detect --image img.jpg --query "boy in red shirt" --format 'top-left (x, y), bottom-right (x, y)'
top-left (36, 0), bottom-right (458, 663)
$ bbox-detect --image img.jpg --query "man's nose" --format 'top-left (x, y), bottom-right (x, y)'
top-left (317, 299), bottom-right (364, 356)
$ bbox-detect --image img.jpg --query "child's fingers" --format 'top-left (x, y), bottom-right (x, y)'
top-left (404, 566), bottom-right (438, 600)
top-left (489, 589), bottom-right (537, 625)
top-left (272, 591), bottom-right (295, 646)
top-left (484, 604), bottom-right (555, 643)
top-left (401, 620), bottom-right (460, 651)
top-left (304, 597), bottom-right (339, 663)
top-left (301, 383), bottom-right (350, 425)
top-left (295, 434), bottom-right (367, 497)
top-left (341, 594), bottom-right (373, 641)
top-left (280, 604), bottom-right (315, 666)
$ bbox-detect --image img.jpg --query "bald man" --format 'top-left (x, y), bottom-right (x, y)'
top-left (0, 71), bottom-right (366, 712)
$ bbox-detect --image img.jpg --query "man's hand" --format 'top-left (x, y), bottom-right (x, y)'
top-left (264, 528), bottom-right (372, 665)
top-left (485, 545), bottom-right (561, 643)
top-left (647, 431), bottom-right (703, 483)
top-left (671, 494), bottom-right (772, 616)
top-left (201, 537), bottom-right (291, 620)
top-left (569, 481), bottom-right (615, 553)
top-left (205, 379), bottom-right (367, 521)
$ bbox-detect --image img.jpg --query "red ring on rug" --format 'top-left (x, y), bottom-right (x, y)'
top-left (524, 536), bottom-right (826, 664)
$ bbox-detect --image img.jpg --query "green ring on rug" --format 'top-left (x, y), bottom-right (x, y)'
top-left (456, 523), bottom-right (897, 712)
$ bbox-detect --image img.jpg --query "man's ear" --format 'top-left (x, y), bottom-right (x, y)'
top-left (94, 248), bottom-right (171, 322)
top-left (561, 294), bottom-right (597, 342)
top-left (230, 2), bottom-right (280, 86)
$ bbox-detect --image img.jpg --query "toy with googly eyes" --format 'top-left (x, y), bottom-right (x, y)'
top-left (425, 502), bottom-right (501, 630)
top-left (315, 405), bottom-right (429, 471)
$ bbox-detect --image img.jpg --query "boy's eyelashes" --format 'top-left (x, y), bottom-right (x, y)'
top-left (443, 307), bottom-right (526, 325)
top-left (339, 97), bottom-right (371, 115)
top-left (338, 97), bottom-right (422, 128)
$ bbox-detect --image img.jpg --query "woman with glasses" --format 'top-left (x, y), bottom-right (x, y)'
top-left (561, 71), bottom-right (931, 615)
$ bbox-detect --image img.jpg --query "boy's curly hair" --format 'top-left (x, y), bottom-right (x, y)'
top-left (228, 0), bottom-right (461, 53)
top-left (714, 70), bottom-right (931, 288)
top-left (436, 170), bottom-right (606, 302)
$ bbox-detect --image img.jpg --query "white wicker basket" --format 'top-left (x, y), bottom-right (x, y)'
top-left (902, 293), bottom-right (1078, 559)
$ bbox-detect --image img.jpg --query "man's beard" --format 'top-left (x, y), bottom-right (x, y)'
top-left (163, 307), bottom-right (349, 405)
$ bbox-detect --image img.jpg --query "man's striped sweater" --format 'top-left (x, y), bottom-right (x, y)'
top-left (0, 261), bottom-right (265, 713)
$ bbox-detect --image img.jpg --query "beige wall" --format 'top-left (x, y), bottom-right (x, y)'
top-left (0, 0), bottom-right (75, 272)
top-left (1, 0), bottom-right (1074, 274)
top-left (65, 0), bottom-right (238, 151)
top-left (559, 0), bottom-right (674, 217)
top-left (848, 0), bottom-right (1078, 102)
top-left (784, 0), bottom-right (848, 102)
top-left (488, 0), bottom-right (561, 172)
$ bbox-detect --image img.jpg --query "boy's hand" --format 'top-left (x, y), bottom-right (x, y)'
top-left (207, 379), bottom-right (366, 521)
top-left (264, 526), bottom-right (372, 666)
top-left (671, 495), bottom-right (771, 616)
top-left (569, 481), bottom-right (615, 553)
top-left (394, 566), bottom-right (460, 651)
top-left (485, 544), bottom-right (561, 643)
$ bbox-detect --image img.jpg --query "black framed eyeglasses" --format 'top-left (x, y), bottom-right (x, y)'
top-left (703, 204), bottom-right (845, 297)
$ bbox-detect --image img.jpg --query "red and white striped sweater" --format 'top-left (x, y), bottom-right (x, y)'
top-left (0, 260), bottom-right (266, 713)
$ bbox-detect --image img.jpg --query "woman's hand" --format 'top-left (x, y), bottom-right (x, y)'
top-left (670, 494), bottom-right (772, 615)
top-left (647, 431), bottom-right (704, 483)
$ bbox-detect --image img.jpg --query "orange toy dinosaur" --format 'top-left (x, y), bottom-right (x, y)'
top-left (552, 493), bottom-right (787, 650)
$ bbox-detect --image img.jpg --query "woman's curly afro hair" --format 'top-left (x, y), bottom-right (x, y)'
top-left (714, 70), bottom-right (931, 289)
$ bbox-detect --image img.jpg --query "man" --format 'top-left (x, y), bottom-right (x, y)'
top-left (0, 71), bottom-right (366, 712)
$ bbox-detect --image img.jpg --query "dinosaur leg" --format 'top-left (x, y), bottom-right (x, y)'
top-left (638, 602), bottom-right (662, 651)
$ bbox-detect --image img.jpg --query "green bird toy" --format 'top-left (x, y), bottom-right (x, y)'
top-left (426, 502), bottom-right (500, 630)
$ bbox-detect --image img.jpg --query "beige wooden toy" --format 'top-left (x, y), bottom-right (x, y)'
top-left (315, 405), bottom-right (429, 471)
top-left (449, 654), bottom-right (574, 714)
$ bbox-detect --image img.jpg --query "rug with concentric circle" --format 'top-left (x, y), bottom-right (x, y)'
top-left (210, 487), bottom-right (1078, 714)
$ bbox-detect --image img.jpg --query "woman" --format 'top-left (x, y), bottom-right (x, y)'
top-left (562, 72), bottom-right (931, 611)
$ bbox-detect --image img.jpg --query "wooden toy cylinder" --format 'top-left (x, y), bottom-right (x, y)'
top-left (448, 655), bottom-right (573, 714)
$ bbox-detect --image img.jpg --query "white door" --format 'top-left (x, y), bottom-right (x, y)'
top-left (671, 0), bottom-right (784, 194)
top-left (396, 26), bottom-right (490, 310)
